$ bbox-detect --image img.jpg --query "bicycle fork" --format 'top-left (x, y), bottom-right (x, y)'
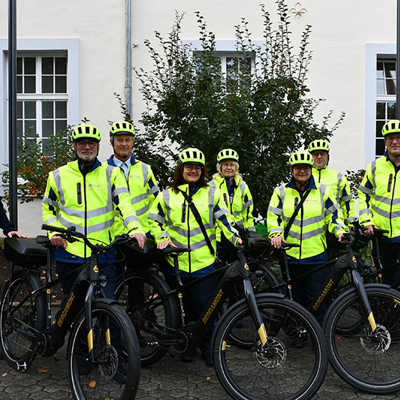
top-left (352, 269), bottom-right (377, 333)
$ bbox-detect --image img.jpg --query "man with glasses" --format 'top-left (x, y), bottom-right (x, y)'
top-left (359, 119), bottom-right (400, 287)
top-left (42, 123), bottom-right (146, 359)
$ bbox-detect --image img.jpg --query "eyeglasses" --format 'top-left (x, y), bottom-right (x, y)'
top-left (184, 164), bottom-right (202, 171)
top-left (76, 140), bottom-right (98, 147)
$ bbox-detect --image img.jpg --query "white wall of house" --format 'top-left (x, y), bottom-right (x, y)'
top-left (0, 0), bottom-right (398, 234)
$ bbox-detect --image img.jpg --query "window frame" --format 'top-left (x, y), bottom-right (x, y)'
top-left (0, 39), bottom-right (79, 169)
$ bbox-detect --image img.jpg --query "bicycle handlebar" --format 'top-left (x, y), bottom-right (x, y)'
top-left (41, 224), bottom-right (135, 253)
top-left (159, 246), bottom-right (190, 256)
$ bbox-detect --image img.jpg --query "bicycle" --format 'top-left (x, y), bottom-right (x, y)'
top-left (0, 224), bottom-right (141, 400)
top-left (275, 228), bottom-right (400, 394)
top-left (118, 244), bottom-right (328, 400)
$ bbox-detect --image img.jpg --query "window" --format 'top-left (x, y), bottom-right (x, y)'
top-left (376, 59), bottom-right (396, 157)
top-left (16, 54), bottom-right (68, 154)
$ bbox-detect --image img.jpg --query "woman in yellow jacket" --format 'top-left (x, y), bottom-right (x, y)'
top-left (148, 147), bottom-right (241, 365)
top-left (267, 150), bottom-right (347, 322)
top-left (211, 148), bottom-right (254, 261)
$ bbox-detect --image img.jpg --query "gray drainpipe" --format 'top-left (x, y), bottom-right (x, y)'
top-left (125, 0), bottom-right (132, 117)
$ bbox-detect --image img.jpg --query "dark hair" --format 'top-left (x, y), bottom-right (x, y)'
top-left (171, 163), bottom-right (208, 192)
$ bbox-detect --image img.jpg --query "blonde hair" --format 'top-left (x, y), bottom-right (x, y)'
top-left (216, 160), bottom-right (240, 177)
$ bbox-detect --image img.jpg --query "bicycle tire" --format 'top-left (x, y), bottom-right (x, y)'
top-left (213, 293), bottom-right (328, 400)
top-left (67, 301), bottom-right (140, 400)
top-left (324, 285), bottom-right (400, 394)
top-left (115, 270), bottom-right (179, 366)
top-left (0, 271), bottom-right (47, 371)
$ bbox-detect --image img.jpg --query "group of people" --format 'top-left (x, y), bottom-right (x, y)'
top-left (2, 118), bottom-right (400, 366)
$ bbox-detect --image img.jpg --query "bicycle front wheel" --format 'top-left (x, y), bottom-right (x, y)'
top-left (213, 294), bottom-right (328, 400)
top-left (67, 302), bottom-right (140, 400)
top-left (324, 285), bottom-right (400, 394)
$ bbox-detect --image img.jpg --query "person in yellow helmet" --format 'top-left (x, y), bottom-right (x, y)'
top-left (308, 139), bottom-right (356, 226)
top-left (148, 147), bottom-right (242, 365)
top-left (267, 150), bottom-right (347, 322)
top-left (42, 123), bottom-right (146, 358)
top-left (211, 148), bottom-right (254, 262)
top-left (359, 120), bottom-right (400, 287)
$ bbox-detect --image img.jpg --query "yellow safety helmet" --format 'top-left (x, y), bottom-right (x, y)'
top-left (217, 148), bottom-right (239, 162)
top-left (289, 150), bottom-right (313, 166)
top-left (382, 120), bottom-right (400, 137)
top-left (179, 148), bottom-right (205, 165)
top-left (110, 121), bottom-right (135, 137)
top-left (308, 139), bottom-right (330, 153)
top-left (72, 124), bottom-right (101, 142)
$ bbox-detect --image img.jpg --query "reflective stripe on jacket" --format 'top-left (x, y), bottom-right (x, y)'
top-left (267, 176), bottom-right (346, 262)
top-left (312, 166), bottom-right (356, 223)
top-left (42, 159), bottom-right (143, 258)
top-left (107, 155), bottom-right (159, 235)
top-left (148, 183), bottom-right (239, 273)
top-left (358, 155), bottom-right (400, 239)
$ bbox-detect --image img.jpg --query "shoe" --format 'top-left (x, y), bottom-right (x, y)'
top-left (201, 349), bottom-right (214, 366)
top-left (181, 346), bottom-right (196, 362)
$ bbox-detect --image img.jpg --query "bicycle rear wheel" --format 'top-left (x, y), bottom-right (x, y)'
top-left (67, 302), bottom-right (140, 400)
top-left (324, 285), bottom-right (400, 394)
top-left (213, 294), bottom-right (328, 400)
top-left (115, 270), bottom-right (178, 366)
top-left (0, 272), bottom-right (46, 371)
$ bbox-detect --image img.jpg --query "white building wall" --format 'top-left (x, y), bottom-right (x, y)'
top-left (0, 0), bottom-right (398, 234)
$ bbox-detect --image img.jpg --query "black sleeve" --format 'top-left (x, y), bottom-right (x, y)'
top-left (0, 200), bottom-right (15, 235)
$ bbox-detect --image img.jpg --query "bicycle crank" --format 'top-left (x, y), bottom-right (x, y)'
top-left (255, 336), bottom-right (287, 368)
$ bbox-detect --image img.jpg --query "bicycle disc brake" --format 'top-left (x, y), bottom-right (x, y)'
top-left (360, 324), bottom-right (391, 354)
top-left (255, 336), bottom-right (287, 369)
top-left (97, 345), bottom-right (119, 380)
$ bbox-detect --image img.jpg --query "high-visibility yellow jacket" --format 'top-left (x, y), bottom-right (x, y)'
top-left (107, 155), bottom-right (159, 235)
top-left (148, 183), bottom-right (240, 273)
top-left (211, 174), bottom-right (255, 231)
top-left (267, 176), bottom-right (346, 263)
top-left (358, 154), bottom-right (400, 240)
top-left (42, 159), bottom-right (143, 259)
top-left (312, 166), bottom-right (356, 224)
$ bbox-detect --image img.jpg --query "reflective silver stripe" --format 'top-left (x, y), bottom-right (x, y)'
top-left (371, 160), bottom-right (376, 190)
top-left (334, 224), bottom-right (346, 233)
top-left (59, 204), bottom-right (113, 219)
top-left (247, 226), bottom-right (256, 231)
top-left (233, 210), bottom-right (242, 217)
top-left (53, 169), bottom-right (65, 205)
top-left (290, 215), bottom-right (323, 227)
top-left (58, 216), bottom-right (84, 234)
top-left (393, 198), bottom-right (400, 206)
top-left (132, 193), bottom-right (148, 204)
top-left (347, 216), bottom-right (357, 222)
top-left (359, 208), bottom-right (372, 216)
top-left (159, 231), bottom-right (170, 239)
top-left (124, 215), bottom-right (139, 226)
top-left (337, 173), bottom-right (343, 204)
top-left (170, 224), bottom-right (213, 237)
top-left (214, 209), bottom-right (227, 219)
top-left (43, 197), bottom-right (59, 208)
top-left (240, 181), bottom-right (246, 198)
top-left (114, 187), bottom-right (129, 195)
top-left (359, 185), bottom-right (372, 194)
top-left (163, 189), bottom-right (171, 220)
top-left (136, 204), bottom-right (150, 216)
top-left (148, 213), bottom-right (164, 224)
top-left (244, 200), bottom-right (253, 208)
top-left (142, 163), bottom-right (149, 186)
top-left (279, 185), bottom-right (285, 205)
top-left (288, 227), bottom-right (324, 240)
top-left (87, 219), bottom-right (113, 234)
top-left (320, 184), bottom-right (326, 213)
top-left (391, 209), bottom-right (400, 218)
top-left (208, 185), bottom-right (216, 224)
top-left (170, 235), bottom-right (216, 251)
top-left (270, 227), bottom-right (283, 234)
top-left (326, 204), bottom-right (338, 215)
top-left (148, 185), bottom-right (159, 195)
top-left (45, 216), bottom-right (57, 224)
top-left (342, 194), bottom-right (353, 202)
top-left (372, 205), bottom-right (389, 218)
top-left (268, 206), bottom-right (282, 215)
top-left (374, 195), bottom-right (392, 205)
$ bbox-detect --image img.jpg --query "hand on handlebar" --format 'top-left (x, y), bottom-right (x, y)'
top-left (271, 235), bottom-right (286, 249)
top-left (337, 233), bottom-right (349, 243)
top-left (157, 240), bottom-right (177, 250)
top-left (7, 231), bottom-right (27, 238)
top-left (129, 232), bottom-right (146, 249)
top-left (363, 225), bottom-right (378, 236)
top-left (50, 235), bottom-right (67, 248)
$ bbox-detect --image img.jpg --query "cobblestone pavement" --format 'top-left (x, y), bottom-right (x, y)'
top-left (1, 349), bottom-right (400, 400)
